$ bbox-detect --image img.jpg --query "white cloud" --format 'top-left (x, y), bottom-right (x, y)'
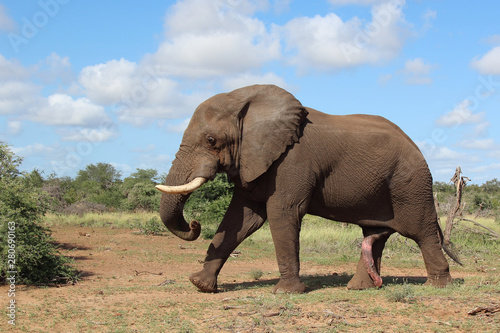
top-left (37, 52), bottom-right (74, 85)
top-left (12, 143), bottom-right (58, 157)
top-left (222, 72), bottom-right (289, 91)
top-left (471, 46), bottom-right (500, 75)
top-left (405, 76), bottom-right (432, 85)
top-left (0, 55), bottom-right (32, 81)
top-left (79, 58), bottom-right (138, 105)
top-left (282, 0), bottom-right (408, 71)
top-left (144, 0), bottom-right (280, 79)
top-left (116, 81), bottom-right (206, 126)
top-left (420, 144), bottom-right (466, 161)
top-left (273, 0), bottom-right (291, 14)
top-left (29, 94), bottom-right (110, 127)
top-left (0, 56), bottom-right (40, 115)
top-left (79, 57), bottom-right (206, 125)
top-left (474, 121), bottom-right (490, 137)
top-left (402, 58), bottom-right (432, 75)
top-left (377, 73), bottom-right (393, 85)
top-left (436, 99), bottom-right (485, 127)
top-left (481, 34), bottom-right (500, 45)
top-left (110, 162), bottom-right (133, 176)
top-left (469, 163), bottom-right (500, 176)
top-left (422, 9), bottom-right (436, 30)
top-left (0, 80), bottom-right (42, 115)
top-left (458, 138), bottom-right (498, 150)
top-left (60, 128), bottom-right (118, 142)
top-left (7, 121), bottom-right (22, 135)
top-left (422, 9), bottom-right (437, 21)
top-left (489, 150), bottom-right (500, 160)
top-left (0, 4), bottom-right (16, 32)
top-left (417, 142), bottom-right (472, 181)
top-left (167, 118), bottom-right (191, 133)
top-left (164, 0), bottom-right (269, 36)
top-left (136, 153), bottom-right (172, 172)
top-left (130, 144), bottom-right (156, 153)
top-left (399, 58), bottom-right (434, 85)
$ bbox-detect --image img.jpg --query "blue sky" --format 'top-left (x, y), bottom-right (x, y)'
top-left (1, 0), bottom-right (499, 183)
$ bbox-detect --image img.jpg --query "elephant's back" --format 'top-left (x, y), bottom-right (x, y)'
top-left (304, 109), bottom-right (421, 153)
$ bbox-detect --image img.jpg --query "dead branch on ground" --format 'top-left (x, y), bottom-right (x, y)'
top-left (457, 218), bottom-right (500, 240)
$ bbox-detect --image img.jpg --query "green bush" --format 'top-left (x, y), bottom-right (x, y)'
top-left (0, 142), bottom-right (79, 285)
top-left (125, 182), bottom-right (161, 211)
top-left (136, 217), bottom-right (166, 235)
top-left (184, 174), bottom-right (233, 239)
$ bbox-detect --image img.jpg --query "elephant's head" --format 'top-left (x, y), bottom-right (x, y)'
top-left (156, 84), bottom-right (308, 241)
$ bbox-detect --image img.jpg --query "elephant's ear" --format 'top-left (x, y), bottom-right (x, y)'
top-left (228, 85), bottom-right (309, 184)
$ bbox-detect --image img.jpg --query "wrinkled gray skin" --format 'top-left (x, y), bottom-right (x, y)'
top-left (159, 84), bottom-right (453, 293)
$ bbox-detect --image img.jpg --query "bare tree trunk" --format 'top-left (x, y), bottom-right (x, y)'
top-left (443, 167), bottom-right (470, 245)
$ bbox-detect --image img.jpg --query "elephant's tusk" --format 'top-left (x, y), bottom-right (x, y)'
top-left (155, 177), bottom-right (207, 195)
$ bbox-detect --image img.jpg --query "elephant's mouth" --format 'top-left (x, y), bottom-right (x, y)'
top-left (156, 177), bottom-right (207, 195)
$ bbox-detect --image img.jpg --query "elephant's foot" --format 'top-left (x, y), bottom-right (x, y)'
top-left (424, 273), bottom-right (452, 288)
top-left (346, 275), bottom-right (377, 290)
top-left (273, 277), bottom-right (306, 294)
top-left (189, 270), bottom-right (218, 293)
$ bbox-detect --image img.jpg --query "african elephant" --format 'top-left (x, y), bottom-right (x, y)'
top-left (156, 84), bottom-right (458, 293)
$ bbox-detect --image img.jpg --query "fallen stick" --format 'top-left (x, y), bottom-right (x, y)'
top-left (263, 311), bottom-right (281, 317)
top-left (458, 219), bottom-right (500, 239)
top-left (135, 270), bottom-right (163, 276)
top-left (468, 305), bottom-right (500, 316)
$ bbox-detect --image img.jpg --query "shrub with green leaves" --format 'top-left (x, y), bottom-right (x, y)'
top-left (0, 142), bottom-right (79, 285)
top-left (184, 174), bottom-right (234, 239)
top-left (137, 217), bottom-right (166, 235)
top-left (125, 182), bottom-right (161, 211)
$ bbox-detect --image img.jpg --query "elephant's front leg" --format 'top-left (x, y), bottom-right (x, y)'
top-left (267, 200), bottom-right (308, 294)
top-left (189, 191), bottom-right (266, 292)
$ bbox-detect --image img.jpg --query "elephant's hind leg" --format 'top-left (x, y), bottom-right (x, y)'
top-left (417, 236), bottom-right (452, 287)
top-left (347, 228), bottom-right (393, 290)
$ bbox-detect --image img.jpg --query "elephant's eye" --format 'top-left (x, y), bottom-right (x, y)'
top-left (207, 136), bottom-right (216, 146)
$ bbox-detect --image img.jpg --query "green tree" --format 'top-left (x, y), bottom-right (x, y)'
top-left (0, 142), bottom-right (78, 284)
top-left (184, 174), bottom-right (234, 239)
top-left (433, 181), bottom-right (455, 194)
top-left (126, 182), bottom-right (160, 211)
top-left (482, 178), bottom-right (500, 193)
top-left (0, 142), bottom-right (22, 179)
top-left (130, 168), bottom-right (160, 183)
top-left (76, 163), bottom-right (122, 190)
top-left (73, 163), bottom-right (123, 209)
top-left (123, 168), bottom-right (161, 211)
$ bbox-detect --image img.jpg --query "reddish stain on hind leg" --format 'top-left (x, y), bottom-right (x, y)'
top-left (361, 235), bottom-right (383, 287)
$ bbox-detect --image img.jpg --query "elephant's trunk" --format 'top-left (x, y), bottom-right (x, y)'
top-left (158, 162), bottom-right (202, 241)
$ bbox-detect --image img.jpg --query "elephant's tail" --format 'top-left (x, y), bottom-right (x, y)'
top-left (437, 225), bottom-right (463, 266)
top-left (442, 242), bottom-right (463, 266)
